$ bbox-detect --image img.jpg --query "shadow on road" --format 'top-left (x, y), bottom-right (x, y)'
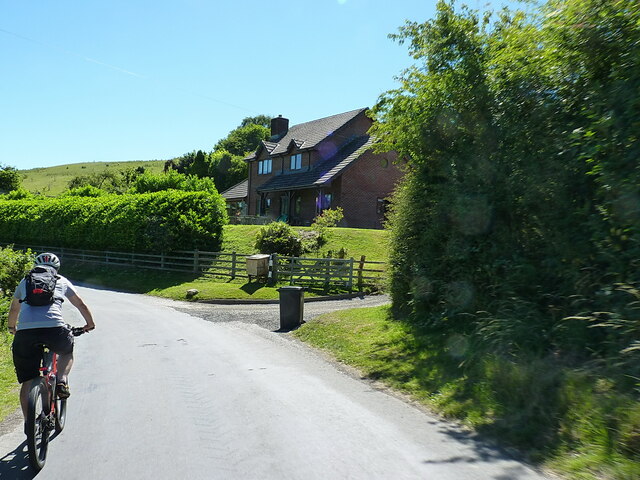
top-left (0, 440), bottom-right (36, 479)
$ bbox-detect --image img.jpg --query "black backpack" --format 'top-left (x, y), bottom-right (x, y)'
top-left (20, 266), bottom-right (61, 307)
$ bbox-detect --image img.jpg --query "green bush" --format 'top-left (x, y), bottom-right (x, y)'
top-left (0, 190), bottom-right (228, 253)
top-left (1, 188), bottom-right (32, 200)
top-left (0, 245), bottom-right (33, 328)
top-left (254, 222), bottom-right (303, 256)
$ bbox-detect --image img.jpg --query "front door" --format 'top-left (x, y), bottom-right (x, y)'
top-left (280, 194), bottom-right (290, 220)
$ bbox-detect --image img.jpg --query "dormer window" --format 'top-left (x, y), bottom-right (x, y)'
top-left (258, 158), bottom-right (272, 175)
top-left (290, 153), bottom-right (302, 170)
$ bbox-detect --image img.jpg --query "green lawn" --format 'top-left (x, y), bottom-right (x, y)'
top-left (222, 225), bottom-right (390, 262)
top-left (20, 160), bottom-right (165, 196)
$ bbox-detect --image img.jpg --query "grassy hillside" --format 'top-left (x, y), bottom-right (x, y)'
top-left (20, 160), bottom-right (165, 196)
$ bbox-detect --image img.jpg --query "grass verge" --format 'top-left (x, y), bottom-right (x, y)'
top-left (0, 333), bottom-right (18, 422)
top-left (294, 305), bottom-right (640, 480)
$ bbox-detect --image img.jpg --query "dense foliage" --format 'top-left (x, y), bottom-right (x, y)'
top-left (0, 246), bottom-right (33, 328)
top-left (0, 165), bottom-right (21, 193)
top-left (166, 115), bottom-right (271, 192)
top-left (371, 0), bottom-right (640, 471)
top-left (0, 190), bottom-right (228, 253)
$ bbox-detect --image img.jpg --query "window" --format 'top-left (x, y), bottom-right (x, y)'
top-left (315, 192), bottom-right (332, 213)
top-left (258, 158), bottom-right (272, 175)
top-left (290, 153), bottom-right (302, 170)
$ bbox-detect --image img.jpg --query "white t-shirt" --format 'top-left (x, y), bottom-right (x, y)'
top-left (13, 274), bottom-right (78, 330)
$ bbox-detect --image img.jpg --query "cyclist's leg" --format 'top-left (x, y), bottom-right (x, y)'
top-left (46, 326), bottom-right (74, 385)
top-left (12, 330), bottom-right (43, 419)
top-left (56, 353), bottom-right (73, 384)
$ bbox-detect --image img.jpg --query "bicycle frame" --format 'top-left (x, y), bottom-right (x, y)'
top-left (40, 347), bottom-right (60, 420)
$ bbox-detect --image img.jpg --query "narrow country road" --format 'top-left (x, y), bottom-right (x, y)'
top-left (0, 287), bottom-right (552, 479)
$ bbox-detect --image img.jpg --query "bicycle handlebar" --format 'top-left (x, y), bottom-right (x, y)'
top-left (71, 326), bottom-right (88, 337)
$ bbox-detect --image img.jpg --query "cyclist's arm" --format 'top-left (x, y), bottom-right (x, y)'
top-left (67, 293), bottom-right (96, 332)
top-left (7, 298), bottom-right (20, 334)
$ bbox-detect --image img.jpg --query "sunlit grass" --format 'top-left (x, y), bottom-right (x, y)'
top-left (0, 334), bottom-right (19, 422)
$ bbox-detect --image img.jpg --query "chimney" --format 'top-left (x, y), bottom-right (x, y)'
top-left (270, 115), bottom-right (289, 138)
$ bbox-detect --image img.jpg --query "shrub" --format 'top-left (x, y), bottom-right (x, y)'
top-left (306, 208), bottom-right (344, 252)
top-left (254, 221), bottom-right (303, 256)
top-left (0, 245), bottom-right (33, 328)
top-left (0, 245), bottom-right (33, 295)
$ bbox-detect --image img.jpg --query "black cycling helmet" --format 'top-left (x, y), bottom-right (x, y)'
top-left (34, 252), bottom-right (61, 270)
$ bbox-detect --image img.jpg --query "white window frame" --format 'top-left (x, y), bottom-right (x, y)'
top-left (290, 153), bottom-right (302, 170)
top-left (258, 158), bottom-right (272, 175)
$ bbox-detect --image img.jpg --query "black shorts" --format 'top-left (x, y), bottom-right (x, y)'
top-left (12, 326), bottom-right (74, 383)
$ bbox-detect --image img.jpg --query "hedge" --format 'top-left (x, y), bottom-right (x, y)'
top-left (0, 190), bottom-right (228, 253)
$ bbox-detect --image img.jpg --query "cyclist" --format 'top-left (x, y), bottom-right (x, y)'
top-left (7, 252), bottom-right (95, 425)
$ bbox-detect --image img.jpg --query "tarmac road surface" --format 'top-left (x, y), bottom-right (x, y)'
top-left (0, 286), bottom-right (553, 479)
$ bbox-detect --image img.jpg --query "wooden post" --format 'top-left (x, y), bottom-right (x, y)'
top-left (271, 254), bottom-right (278, 282)
top-left (193, 249), bottom-right (200, 273)
top-left (231, 251), bottom-right (237, 279)
top-left (289, 256), bottom-right (295, 285)
top-left (348, 257), bottom-right (354, 292)
top-left (324, 258), bottom-right (331, 288)
top-left (357, 255), bottom-right (366, 292)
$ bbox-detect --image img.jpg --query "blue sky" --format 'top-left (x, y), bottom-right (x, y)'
top-left (2, 0), bottom-right (508, 170)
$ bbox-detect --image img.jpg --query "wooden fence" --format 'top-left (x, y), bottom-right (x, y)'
top-left (8, 244), bottom-right (386, 290)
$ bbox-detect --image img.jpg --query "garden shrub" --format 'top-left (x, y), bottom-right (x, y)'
top-left (254, 221), bottom-right (303, 257)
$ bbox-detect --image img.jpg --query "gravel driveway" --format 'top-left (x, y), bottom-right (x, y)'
top-left (164, 294), bottom-right (391, 330)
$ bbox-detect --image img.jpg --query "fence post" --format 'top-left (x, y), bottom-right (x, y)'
top-left (193, 249), bottom-right (200, 273)
top-left (289, 256), bottom-right (295, 285)
top-left (357, 255), bottom-right (366, 292)
top-left (231, 251), bottom-right (237, 279)
top-left (271, 254), bottom-right (278, 282)
top-left (324, 258), bottom-right (331, 288)
top-left (348, 257), bottom-right (354, 292)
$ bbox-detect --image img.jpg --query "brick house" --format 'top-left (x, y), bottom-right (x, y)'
top-left (244, 108), bottom-right (403, 229)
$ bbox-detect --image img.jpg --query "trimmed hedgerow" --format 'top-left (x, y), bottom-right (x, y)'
top-left (0, 190), bottom-right (228, 253)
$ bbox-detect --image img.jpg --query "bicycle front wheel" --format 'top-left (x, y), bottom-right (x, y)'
top-left (26, 379), bottom-right (50, 472)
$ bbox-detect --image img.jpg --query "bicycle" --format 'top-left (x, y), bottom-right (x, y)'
top-left (26, 326), bottom-right (86, 472)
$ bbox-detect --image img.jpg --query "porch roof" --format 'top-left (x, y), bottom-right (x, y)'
top-left (220, 179), bottom-right (248, 201)
top-left (256, 135), bottom-right (374, 193)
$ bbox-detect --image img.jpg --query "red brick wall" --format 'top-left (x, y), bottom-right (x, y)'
top-left (339, 150), bottom-right (402, 229)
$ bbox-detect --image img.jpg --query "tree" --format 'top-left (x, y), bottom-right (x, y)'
top-left (240, 115), bottom-right (272, 128)
top-left (0, 165), bottom-right (21, 193)
top-left (214, 123), bottom-right (270, 156)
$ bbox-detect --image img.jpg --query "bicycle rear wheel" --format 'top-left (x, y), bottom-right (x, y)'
top-left (54, 395), bottom-right (67, 433)
top-left (26, 379), bottom-right (50, 472)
